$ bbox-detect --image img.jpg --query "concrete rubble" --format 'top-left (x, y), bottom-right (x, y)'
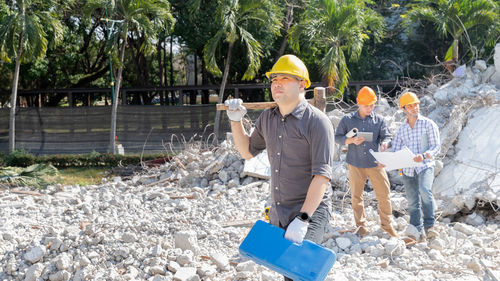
top-left (1, 46), bottom-right (500, 280)
top-left (1, 137), bottom-right (499, 280)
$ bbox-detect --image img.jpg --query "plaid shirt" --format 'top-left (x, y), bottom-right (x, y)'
top-left (392, 114), bottom-right (440, 177)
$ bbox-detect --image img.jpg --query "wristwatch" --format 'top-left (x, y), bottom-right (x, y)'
top-left (297, 212), bottom-right (312, 223)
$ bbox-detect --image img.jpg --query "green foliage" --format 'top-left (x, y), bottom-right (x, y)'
top-left (0, 163), bottom-right (58, 188)
top-left (2, 0), bottom-right (499, 106)
top-left (290, 0), bottom-right (385, 95)
top-left (203, 0), bottom-right (282, 81)
top-left (0, 0), bottom-right (63, 63)
top-left (3, 150), bottom-right (171, 168)
top-left (403, 0), bottom-right (500, 63)
top-left (84, 0), bottom-right (175, 63)
top-left (5, 149), bottom-right (36, 167)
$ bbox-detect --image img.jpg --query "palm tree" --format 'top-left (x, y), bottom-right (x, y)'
top-left (85, 0), bottom-right (174, 153)
top-left (290, 0), bottom-right (385, 95)
top-left (0, 0), bottom-right (63, 153)
top-left (403, 0), bottom-right (500, 64)
top-left (202, 0), bottom-right (281, 138)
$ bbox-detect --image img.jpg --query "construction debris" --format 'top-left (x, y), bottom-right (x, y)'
top-left (1, 50), bottom-right (500, 279)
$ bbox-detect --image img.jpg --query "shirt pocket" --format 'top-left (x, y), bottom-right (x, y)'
top-left (283, 137), bottom-right (309, 161)
top-left (282, 136), bottom-right (311, 181)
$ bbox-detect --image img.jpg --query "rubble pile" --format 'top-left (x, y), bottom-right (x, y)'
top-left (1, 136), bottom-right (500, 280)
top-left (1, 50), bottom-right (500, 280)
top-left (327, 57), bottom-right (500, 218)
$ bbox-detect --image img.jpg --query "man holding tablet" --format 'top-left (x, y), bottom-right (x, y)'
top-left (335, 86), bottom-right (398, 237)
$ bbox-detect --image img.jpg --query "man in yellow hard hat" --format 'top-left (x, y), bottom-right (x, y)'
top-left (391, 92), bottom-right (440, 242)
top-left (334, 86), bottom-right (398, 237)
top-left (225, 55), bottom-right (335, 280)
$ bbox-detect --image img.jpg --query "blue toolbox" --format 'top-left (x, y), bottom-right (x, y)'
top-left (239, 220), bottom-right (336, 281)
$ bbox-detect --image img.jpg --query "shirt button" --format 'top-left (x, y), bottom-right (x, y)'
top-left (279, 135), bottom-right (282, 138)
top-left (275, 186), bottom-right (278, 190)
top-left (281, 118), bottom-right (285, 122)
top-left (277, 202), bottom-right (280, 205)
top-left (277, 152), bottom-right (280, 156)
top-left (275, 169), bottom-right (279, 173)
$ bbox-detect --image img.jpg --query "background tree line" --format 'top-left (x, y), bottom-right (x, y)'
top-left (1, 0), bottom-right (499, 106)
top-left (0, 0), bottom-right (499, 152)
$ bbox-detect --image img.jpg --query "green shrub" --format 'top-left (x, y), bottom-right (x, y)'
top-left (4, 150), bottom-right (171, 168)
top-left (0, 152), bottom-right (5, 167)
top-left (5, 149), bottom-right (36, 167)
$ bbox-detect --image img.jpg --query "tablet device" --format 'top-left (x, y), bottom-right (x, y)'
top-left (356, 131), bottom-right (373, 142)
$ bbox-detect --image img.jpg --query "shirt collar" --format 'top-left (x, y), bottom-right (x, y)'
top-left (271, 98), bottom-right (308, 120)
top-left (404, 114), bottom-right (423, 126)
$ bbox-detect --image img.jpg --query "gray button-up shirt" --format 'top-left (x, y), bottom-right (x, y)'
top-left (335, 111), bottom-right (391, 168)
top-left (248, 99), bottom-right (334, 227)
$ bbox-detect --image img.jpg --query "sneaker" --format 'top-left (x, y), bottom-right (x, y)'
top-left (417, 232), bottom-right (426, 243)
top-left (356, 226), bottom-right (370, 237)
top-left (425, 226), bottom-right (439, 240)
top-left (381, 225), bottom-right (399, 237)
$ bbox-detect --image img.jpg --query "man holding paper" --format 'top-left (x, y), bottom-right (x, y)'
top-left (391, 92), bottom-right (440, 242)
top-left (335, 86), bottom-right (398, 237)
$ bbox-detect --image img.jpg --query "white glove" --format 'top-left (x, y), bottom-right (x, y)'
top-left (224, 98), bottom-right (247, 122)
top-left (284, 217), bottom-right (308, 244)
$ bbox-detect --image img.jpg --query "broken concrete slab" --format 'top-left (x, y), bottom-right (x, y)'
top-left (242, 150), bottom-right (270, 179)
top-left (433, 105), bottom-right (500, 215)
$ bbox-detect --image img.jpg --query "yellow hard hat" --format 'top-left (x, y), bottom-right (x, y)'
top-left (357, 86), bottom-right (377, 105)
top-left (266, 55), bottom-right (311, 88)
top-left (399, 92), bottom-right (420, 108)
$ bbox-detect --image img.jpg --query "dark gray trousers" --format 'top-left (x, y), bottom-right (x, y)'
top-left (280, 205), bottom-right (330, 281)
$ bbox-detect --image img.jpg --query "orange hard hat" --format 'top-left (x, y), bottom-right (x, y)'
top-left (399, 92), bottom-right (420, 108)
top-left (356, 86), bottom-right (377, 105)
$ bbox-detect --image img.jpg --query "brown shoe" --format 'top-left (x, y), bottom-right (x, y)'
top-left (417, 232), bottom-right (427, 243)
top-left (381, 225), bottom-right (399, 237)
top-left (356, 226), bottom-right (370, 237)
top-left (425, 226), bottom-right (439, 240)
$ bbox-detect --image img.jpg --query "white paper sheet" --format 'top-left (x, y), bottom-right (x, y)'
top-left (370, 147), bottom-right (425, 171)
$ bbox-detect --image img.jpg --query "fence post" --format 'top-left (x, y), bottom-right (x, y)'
top-left (122, 90), bottom-right (127, 105)
top-left (68, 92), bottom-right (73, 107)
top-left (313, 87), bottom-right (326, 112)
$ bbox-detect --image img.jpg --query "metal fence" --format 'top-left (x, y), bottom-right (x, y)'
top-left (0, 80), bottom-right (400, 154)
top-left (0, 105), bottom-right (264, 155)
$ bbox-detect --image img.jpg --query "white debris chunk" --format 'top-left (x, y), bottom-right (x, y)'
top-left (24, 246), bottom-right (46, 264)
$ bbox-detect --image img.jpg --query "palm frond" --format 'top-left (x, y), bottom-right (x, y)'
top-left (291, 0), bottom-right (383, 93)
top-left (203, 30), bottom-right (224, 76)
top-left (239, 26), bottom-right (262, 80)
top-left (0, 164), bottom-right (58, 189)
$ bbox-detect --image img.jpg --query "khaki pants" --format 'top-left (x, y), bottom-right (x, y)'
top-left (348, 164), bottom-right (393, 228)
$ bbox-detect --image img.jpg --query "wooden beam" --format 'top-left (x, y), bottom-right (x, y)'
top-left (216, 101), bottom-right (277, 111)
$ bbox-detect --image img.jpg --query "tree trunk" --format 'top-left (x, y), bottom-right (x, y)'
top-left (169, 35), bottom-right (174, 105)
top-left (452, 39), bottom-right (459, 63)
top-left (109, 28), bottom-right (128, 154)
top-left (276, 2), bottom-right (295, 59)
top-left (170, 35), bottom-right (174, 86)
top-left (214, 41), bottom-right (234, 138)
top-left (157, 39), bottom-right (165, 105)
top-left (163, 38), bottom-right (168, 104)
top-left (190, 54), bottom-right (198, 105)
top-left (9, 29), bottom-right (24, 153)
top-left (201, 52), bottom-right (209, 104)
top-left (9, 48), bottom-right (23, 153)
